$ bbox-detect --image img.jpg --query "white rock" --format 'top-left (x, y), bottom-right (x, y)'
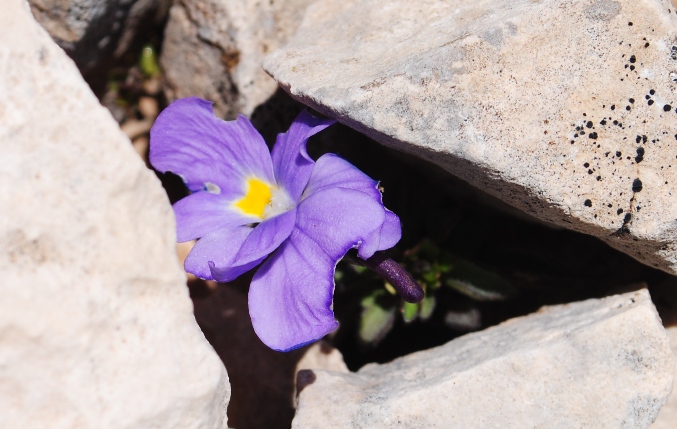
top-left (0, 2), bottom-right (229, 428)
top-left (265, 0), bottom-right (677, 275)
top-left (650, 326), bottom-right (677, 428)
top-left (160, 0), bottom-right (315, 118)
top-left (292, 290), bottom-right (673, 429)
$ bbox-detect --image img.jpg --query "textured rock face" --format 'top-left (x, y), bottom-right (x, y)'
top-left (0, 2), bottom-right (229, 428)
top-left (265, 0), bottom-right (677, 275)
top-left (28, 0), bottom-right (170, 74)
top-left (650, 326), bottom-right (677, 428)
top-left (292, 290), bottom-right (673, 429)
top-left (161, 0), bottom-right (315, 118)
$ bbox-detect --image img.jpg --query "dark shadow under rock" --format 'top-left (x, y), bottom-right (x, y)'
top-left (191, 277), bottom-right (307, 429)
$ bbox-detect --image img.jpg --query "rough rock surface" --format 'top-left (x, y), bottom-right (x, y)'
top-left (292, 290), bottom-right (673, 429)
top-left (161, 0), bottom-right (315, 118)
top-left (0, 2), bottom-right (229, 428)
top-left (650, 326), bottom-right (677, 428)
top-left (265, 0), bottom-right (677, 275)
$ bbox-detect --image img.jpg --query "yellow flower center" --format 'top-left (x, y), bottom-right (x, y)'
top-left (233, 178), bottom-right (273, 218)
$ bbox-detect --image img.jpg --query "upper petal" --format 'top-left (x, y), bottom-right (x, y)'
top-left (150, 97), bottom-right (275, 195)
top-left (303, 153), bottom-right (381, 200)
top-left (184, 209), bottom-right (297, 282)
top-left (173, 191), bottom-right (256, 242)
top-left (303, 153), bottom-right (402, 258)
top-left (248, 188), bottom-right (386, 351)
top-left (271, 111), bottom-right (335, 202)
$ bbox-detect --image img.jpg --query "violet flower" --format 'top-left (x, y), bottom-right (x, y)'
top-left (150, 97), bottom-right (402, 351)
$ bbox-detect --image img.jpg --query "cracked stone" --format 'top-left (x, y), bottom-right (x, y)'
top-left (264, 0), bottom-right (677, 275)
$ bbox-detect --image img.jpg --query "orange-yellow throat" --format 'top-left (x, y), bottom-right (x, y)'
top-left (234, 178), bottom-right (273, 218)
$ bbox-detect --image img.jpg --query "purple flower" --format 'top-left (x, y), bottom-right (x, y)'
top-left (150, 97), bottom-right (401, 351)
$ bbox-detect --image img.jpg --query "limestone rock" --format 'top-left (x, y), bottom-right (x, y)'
top-left (161, 0), bottom-right (315, 118)
top-left (650, 326), bottom-right (677, 428)
top-left (292, 290), bottom-right (673, 429)
top-left (0, 2), bottom-right (229, 428)
top-left (265, 0), bottom-right (677, 275)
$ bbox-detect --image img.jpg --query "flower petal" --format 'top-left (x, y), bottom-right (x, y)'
top-left (271, 111), bottom-right (335, 201)
top-left (184, 209), bottom-right (297, 282)
top-left (303, 153), bottom-right (381, 200)
top-left (184, 226), bottom-right (252, 280)
top-left (303, 153), bottom-right (402, 258)
top-left (150, 97), bottom-right (275, 195)
top-left (210, 209), bottom-right (297, 282)
top-left (248, 188), bottom-right (386, 351)
top-left (173, 191), bottom-right (255, 242)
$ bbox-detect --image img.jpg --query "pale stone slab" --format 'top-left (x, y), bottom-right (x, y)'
top-left (161, 0), bottom-right (315, 118)
top-left (292, 290), bottom-right (673, 429)
top-left (265, 0), bottom-right (677, 274)
top-left (650, 326), bottom-right (677, 428)
top-left (0, 2), bottom-right (229, 428)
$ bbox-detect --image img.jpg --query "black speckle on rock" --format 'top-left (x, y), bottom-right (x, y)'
top-left (616, 151), bottom-right (622, 157)
top-left (600, 119), bottom-right (607, 125)
top-left (626, 105), bottom-right (632, 111)
top-left (629, 65), bottom-right (635, 71)
top-left (629, 98), bottom-right (635, 103)
top-left (632, 178), bottom-right (643, 192)
top-left (636, 135), bottom-right (642, 143)
top-left (642, 135), bottom-right (647, 143)
top-left (611, 104), bottom-right (616, 110)
top-left (628, 22), bottom-right (633, 26)
top-left (648, 99), bottom-right (655, 106)
top-left (596, 176), bottom-right (602, 181)
top-left (584, 199), bottom-right (592, 207)
top-left (589, 132), bottom-right (598, 139)
top-left (617, 208), bottom-right (624, 214)
top-left (650, 89), bottom-right (656, 95)
top-left (664, 104), bottom-right (672, 112)
top-left (584, 162), bottom-right (590, 167)
top-left (586, 121), bottom-right (593, 128)
top-left (588, 169), bottom-right (593, 174)
top-left (623, 213), bottom-right (632, 224)
top-left (635, 147), bottom-right (645, 163)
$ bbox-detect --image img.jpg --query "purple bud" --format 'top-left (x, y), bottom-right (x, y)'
top-left (363, 252), bottom-right (424, 303)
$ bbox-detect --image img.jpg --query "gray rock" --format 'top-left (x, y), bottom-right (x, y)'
top-left (160, 0), bottom-right (315, 118)
top-left (0, 2), bottom-right (229, 428)
top-left (28, 0), bottom-right (170, 76)
top-left (264, 0), bottom-right (677, 275)
top-left (292, 290), bottom-right (673, 429)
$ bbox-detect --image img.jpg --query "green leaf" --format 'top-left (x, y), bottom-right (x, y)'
top-left (359, 290), bottom-right (396, 345)
top-left (444, 259), bottom-right (516, 301)
top-left (419, 295), bottom-right (436, 321)
top-left (402, 301), bottom-right (418, 323)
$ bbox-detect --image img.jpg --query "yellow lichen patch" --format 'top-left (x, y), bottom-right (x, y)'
top-left (233, 178), bottom-right (273, 218)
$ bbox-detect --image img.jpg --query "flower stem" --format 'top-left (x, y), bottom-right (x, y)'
top-left (349, 251), bottom-right (424, 303)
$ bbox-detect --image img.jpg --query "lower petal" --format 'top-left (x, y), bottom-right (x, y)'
top-left (184, 209), bottom-right (297, 282)
top-left (248, 188), bottom-right (387, 351)
top-left (248, 234), bottom-right (339, 352)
